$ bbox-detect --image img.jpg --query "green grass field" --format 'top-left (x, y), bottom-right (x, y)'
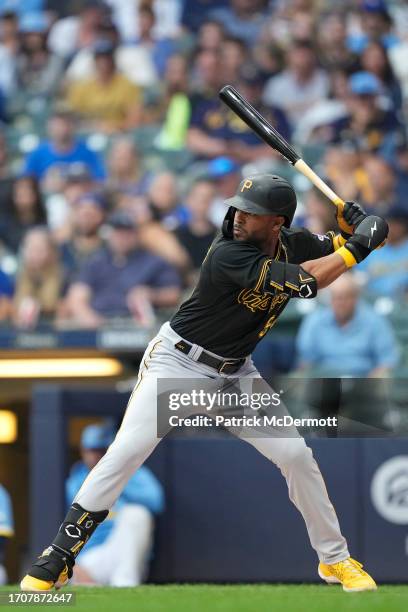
top-left (1, 584), bottom-right (408, 612)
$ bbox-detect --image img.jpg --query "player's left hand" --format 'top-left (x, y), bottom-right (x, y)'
top-left (336, 201), bottom-right (367, 237)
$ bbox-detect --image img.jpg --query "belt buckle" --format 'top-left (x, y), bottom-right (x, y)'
top-left (218, 360), bottom-right (238, 375)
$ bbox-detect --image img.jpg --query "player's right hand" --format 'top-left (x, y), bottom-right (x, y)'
top-left (336, 200), bottom-right (367, 237)
top-left (337, 215), bottom-right (388, 268)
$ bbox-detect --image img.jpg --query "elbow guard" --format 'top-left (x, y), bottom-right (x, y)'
top-left (264, 262), bottom-right (317, 299)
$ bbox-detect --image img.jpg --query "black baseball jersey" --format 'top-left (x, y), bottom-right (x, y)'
top-left (170, 228), bottom-right (335, 358)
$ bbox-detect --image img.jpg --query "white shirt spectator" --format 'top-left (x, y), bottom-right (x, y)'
top-left (263, 68), bottom-right (329, 127)
top-left (65, 45), bottom-right (158, 88)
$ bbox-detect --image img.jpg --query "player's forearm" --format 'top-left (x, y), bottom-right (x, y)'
top-left (301, 253), bottom-right (347, 289)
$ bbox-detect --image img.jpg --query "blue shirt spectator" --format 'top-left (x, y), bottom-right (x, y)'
top-left (24, 140), bottom-right (105, 182)
top-left (326, 72), bottom-right (405, 158)
top-left (66, 424), bottom-right (164, 554)
top-left (23, 110), bottom-right (105, 182)
top-left (296, 274), bottom-right (399, 377)
top-left (77, 247), bottom-right (181, 317)
top-left (67, 211), bottom-right (181, 325)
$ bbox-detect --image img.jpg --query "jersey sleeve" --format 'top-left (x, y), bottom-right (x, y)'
top-left (210, 240), bottom-right (317, 299)
top-left (210, 240), bottom-right (272, 289)
top-left (298, 229), bottom-right (336, 261)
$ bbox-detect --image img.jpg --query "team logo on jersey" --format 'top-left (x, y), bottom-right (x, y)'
top-left (241, 179), bottom-right (253, 192)
top-left (238, 288), bottom-right (271, 312)
top-left (238, 289), bottom-right (289, 316)
top-left (314, 233), bottom-right (330, 242)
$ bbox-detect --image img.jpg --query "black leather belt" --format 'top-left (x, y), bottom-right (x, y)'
top-left (174, 340), bottom-right (245, 375)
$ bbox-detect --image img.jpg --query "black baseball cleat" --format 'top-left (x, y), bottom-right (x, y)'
top-left (20, 546), bottom-right (74, 591)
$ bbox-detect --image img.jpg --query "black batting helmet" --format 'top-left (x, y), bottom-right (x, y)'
top-left (222, 174), bottom-right (297, 238)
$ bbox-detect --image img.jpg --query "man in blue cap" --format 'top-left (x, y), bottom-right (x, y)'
top-left (65, 423), bottom-right (164, 586)
top-left (327, 71), bottom-right (404, 156)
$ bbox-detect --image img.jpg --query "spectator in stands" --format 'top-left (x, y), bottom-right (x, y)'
top-left (265, 0), bottom-right (321, 48)
top-left (263, 40), bottom-right (329, 128)
top-left (0, 483), bottom-right (14, 586)
top-left (60, 192), bottom-right (107, 282)
top-left (0, 11), bottom-right (19, 95)
top-left (360, 41), bottom-right (403, 110)
top-left (188, 53), bottom-right (287, 162)
top-left (147, 54), bottom-right (191, 149)
top-left (48, 1), bottom-right (110, 60)
top-left (252, 40), bottom-right (283, 84)
top-left (358, 207), bottom-right (408, 298)
top-left (296, 273), bottom-right (399, 377)
top-left (317, 11), bottom-right (359, 73)
top-left (108, 0), bottom-right (182, 42)
top-left (235, 66), bottom-right (291, 146)
top-left (15, 12), bottom-right (63, 98)
top-left (347, 0), bottom-right (399, 54)
top-left (67, 424), bottom-right (164, 587)
top-left (0, 10), bottom-right (19, 54)
top-left (23, 108), bottom-right (106, 186)
top-left (65, 210), bottom-right (181, 327)
top-left (196, 19), bottom-right (224, 51)
top-left (13, 227), bottom-right (64, 329)
top-left (206, 156), bottom-right (242, 226)
top-left (0, 176), bottom-right (47, 254)
top-left (326, 71), bottom-right (404, 157)
top-left (358, 155), bottom-right (404, 215)
top-left (0, 266), bottom-right (13, 322)
top-left (45, 164), bottom-right (99, 241)
top-left (174, 179), bottom-right (217, 270)
top-left (209, 0), bottom-right (269, 46)
top-left (66, 39), bottom-right (143, 133)
top-left (322, 146), bottom-right (362, 203)
top-left (65, 17), bottom-right (157, 89)
top-left (220, 35), bottom-right (248, 85)
top-left (144, 172), bottom-right (188, 230)
top-left (126, 4), bottom-right (176, 78)
top-left (304, 186), bottom-right (338, 235)
top-left (106, 137), bottom-right (150, 201)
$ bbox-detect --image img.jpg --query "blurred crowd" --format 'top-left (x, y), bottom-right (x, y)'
top-left (0, 0), bottom-right (407, 373)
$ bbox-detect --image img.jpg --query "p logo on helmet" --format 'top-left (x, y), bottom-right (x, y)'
top-left (241, 179), bottom-right (253, 192)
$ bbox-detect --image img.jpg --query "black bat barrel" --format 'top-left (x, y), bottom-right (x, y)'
top-left (219, 85), bottom-right (300, 165)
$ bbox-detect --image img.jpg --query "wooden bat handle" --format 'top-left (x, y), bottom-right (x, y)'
top-left (294, 159), bottom-right (345, 212)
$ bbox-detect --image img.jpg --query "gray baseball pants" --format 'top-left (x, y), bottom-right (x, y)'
top-left (74, 321), bottom-right (349, 564)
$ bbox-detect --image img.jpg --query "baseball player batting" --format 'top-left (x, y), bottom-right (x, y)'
top-left (21, 174), bottom-right (387, 592)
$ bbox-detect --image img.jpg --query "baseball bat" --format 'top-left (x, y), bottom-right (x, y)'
top-left (219, 85), bottom-right (345, 212)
